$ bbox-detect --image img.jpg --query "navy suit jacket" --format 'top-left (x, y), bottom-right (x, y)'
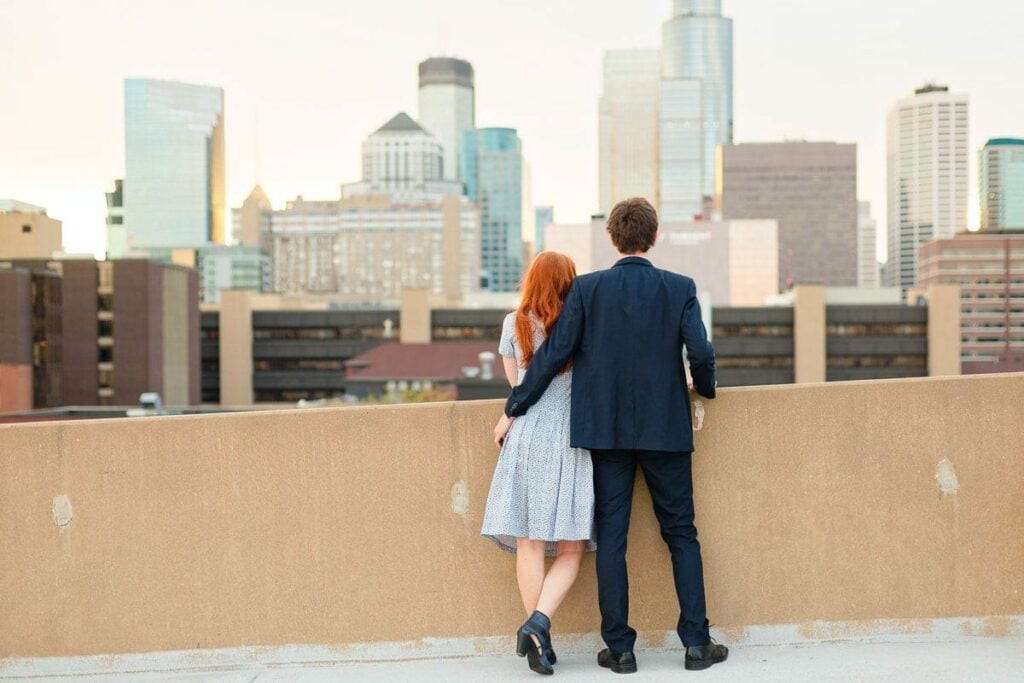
top-left (504, 256), bottom-right (716, 453)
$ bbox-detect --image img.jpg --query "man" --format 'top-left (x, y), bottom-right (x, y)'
top-left (494, 197), bottom-right (727, 673)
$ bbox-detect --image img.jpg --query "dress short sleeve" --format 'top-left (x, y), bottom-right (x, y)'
top-left (499, 312), bottom-right (517, 358)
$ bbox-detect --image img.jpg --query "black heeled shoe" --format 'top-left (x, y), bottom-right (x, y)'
top-left (516, 611), bottom-right (554, 675)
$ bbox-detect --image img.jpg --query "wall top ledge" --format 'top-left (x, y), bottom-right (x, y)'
top-left (1, 371), bottom-right (1021, 434)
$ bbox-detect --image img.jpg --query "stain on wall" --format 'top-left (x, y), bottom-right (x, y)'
top-left (935, 459), bottom-right (959, 495)
top-left (51, 495), bottom-right (72, 529)
top-left (451, 481), bottom-right (469, 516)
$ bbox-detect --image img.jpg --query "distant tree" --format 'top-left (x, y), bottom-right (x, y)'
top-left (362, 386), bottom-right (455, 405)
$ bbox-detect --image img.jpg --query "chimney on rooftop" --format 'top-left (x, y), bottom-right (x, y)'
top-left (479, 351), bottom-right (496, 381)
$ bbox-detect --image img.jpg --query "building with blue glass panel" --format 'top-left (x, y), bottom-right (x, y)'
top-left (461, 128), bottom-right (524, 292)
top-left (660, 0), bottom-right (733, 221)
top-left (980, 138), bottom-right (1024, 232)
top-left (120, 79), bottom-right (225, 256)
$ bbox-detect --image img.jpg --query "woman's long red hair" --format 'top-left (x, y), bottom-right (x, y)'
top-left (515, 251), bottom-right (577, 368)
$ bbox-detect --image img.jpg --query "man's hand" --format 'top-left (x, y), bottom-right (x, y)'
top-left (494, 414), bottom-right (515, 449)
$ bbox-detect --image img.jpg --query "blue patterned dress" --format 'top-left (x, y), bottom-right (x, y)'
top-left (481, 313), bottom-right (596, 556)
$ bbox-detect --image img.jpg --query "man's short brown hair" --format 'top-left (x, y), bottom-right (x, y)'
top-left (606, 197), bottom-right (658, 254)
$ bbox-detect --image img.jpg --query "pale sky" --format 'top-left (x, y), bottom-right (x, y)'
top-left (2, 0), bottom-right (1022, 260)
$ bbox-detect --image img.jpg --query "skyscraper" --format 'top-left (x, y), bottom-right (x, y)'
top-left (598, 50), bottom-right (660, 215)
top-left (534, 206), bottom-right (554, 252)
top-left (121, 79), bottom-right (225, 254)
top-left (660, 0), bottom-right (733, 220)
top-left (461, 128), bottom-right (524, 292)
top-left (885, 84), bottom-right (969, 293)
top-left (342, 112), bottom-right (461, 201)
top-left (718, 141), bottom-right (858, 291)
top-left (253, 113), bottom-right (480, 304)
top-left (233, 184), bottom-right (272, 248)
top-left (979, 138), bottom-right (1024, 232)
top-left (858, 201), bottom-right (880, 288)
top-left (418, 57), bottom-right (475, 182)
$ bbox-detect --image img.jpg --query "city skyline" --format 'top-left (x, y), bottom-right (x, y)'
top-left (2, 0), bottom-right (1022, 260)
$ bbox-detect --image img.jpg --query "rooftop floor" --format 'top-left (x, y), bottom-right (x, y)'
top-left (6, 638), bottom-right (1023, 682)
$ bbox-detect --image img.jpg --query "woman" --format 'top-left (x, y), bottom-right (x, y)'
top-left (481, 251), bottom-right (595, 676)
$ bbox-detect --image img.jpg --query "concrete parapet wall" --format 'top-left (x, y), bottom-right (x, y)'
top-left (1, 374), bottom-right (1023, 658)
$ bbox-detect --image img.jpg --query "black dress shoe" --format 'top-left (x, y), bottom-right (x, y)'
top-left (597, 648), bottom-right (637, 674)
top-left (685, 641), bottom-right (729, 670)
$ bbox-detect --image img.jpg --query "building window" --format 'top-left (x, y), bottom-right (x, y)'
top-left (22, 224), bottom-right (31, 233)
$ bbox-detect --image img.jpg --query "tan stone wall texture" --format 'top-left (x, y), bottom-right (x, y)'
top-left (1, 373), bottom-right (1023, 658)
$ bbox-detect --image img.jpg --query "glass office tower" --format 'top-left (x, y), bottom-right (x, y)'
top-left (660, 0), bottom-right (733, 220)
top-left (461, 128), bottom-right (523, 292)
top-left (122, 78), bottom-right (225, 253)
top-left (980, 138), bottom-right (1024, 232)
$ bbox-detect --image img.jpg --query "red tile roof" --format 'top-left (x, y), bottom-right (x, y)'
top-left (346, 341), bottom-right (508, 382)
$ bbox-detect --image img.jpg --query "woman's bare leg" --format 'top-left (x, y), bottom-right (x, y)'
top-left (535, 540), bottom-right (587, 617)
top-left (516, 537), bottom-right (546, 615)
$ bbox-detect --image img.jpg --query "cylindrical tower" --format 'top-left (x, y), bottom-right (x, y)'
top-left (418, 58), bottom-right (476, 182)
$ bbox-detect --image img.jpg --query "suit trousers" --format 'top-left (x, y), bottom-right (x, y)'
top-left (591, 448), bottom-right (711, 652)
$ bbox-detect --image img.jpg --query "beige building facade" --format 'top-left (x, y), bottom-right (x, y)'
top-left (0, 201), bottom-right (62, 259)
top-left (598, 50), bottom-right (661, 216)
top-left (544, 216), bottom-right (778, 307)
top-left (263, 194), bottom-right (479, 305)
top-left (232, 184), bottom-right (272, 248)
